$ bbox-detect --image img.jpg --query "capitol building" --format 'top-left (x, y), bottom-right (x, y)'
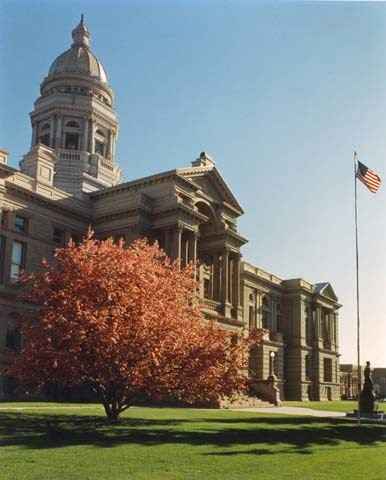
top-left (0, 18), bottom-right (341, 402)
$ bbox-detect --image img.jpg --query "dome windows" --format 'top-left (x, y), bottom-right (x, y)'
top-left (38, 122), bottom-right (51, 147)
top-left (65, 133), bottom-right (79, 150)
top-left (66, 120), bottom-right (80, 128)
top-left (64, 119), bottom-right (81, 150)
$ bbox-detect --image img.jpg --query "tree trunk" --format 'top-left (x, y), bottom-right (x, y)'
top-left (103, 401), bottom-right (121, 423)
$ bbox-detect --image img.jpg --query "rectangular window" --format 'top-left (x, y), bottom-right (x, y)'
top-left (323, 358), bottom-right (333, 383)
top-left (65, 132), bottom-right (79, 150)
top-left (15, 215), bottom-right (27, 234)
top-left (95, 140), bottom-right (105, 156)
top-left (6, 327), bottom-right (21, 352)
top-left (0, 235), bottom-right (6, 283)
top-left (53, 227), bottom-right (65, 246)
top-left (10, 240), bottom-right (26, 281)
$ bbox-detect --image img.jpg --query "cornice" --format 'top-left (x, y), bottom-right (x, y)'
top-left (31, 105), bottom-right (118, 128)
top-left (5, 182), bottom-right (91, 223)
top-left (89, 169), bottom-right (179, 199)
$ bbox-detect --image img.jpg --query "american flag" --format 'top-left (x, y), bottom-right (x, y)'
top-left (356, 161), bottom-right (381, 193)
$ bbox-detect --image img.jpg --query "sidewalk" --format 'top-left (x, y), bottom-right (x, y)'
top-left (230, 406), bottom-right (345, 418)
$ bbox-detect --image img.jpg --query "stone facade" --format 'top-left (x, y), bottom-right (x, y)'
top-left (340, 364), bottom-right (386, 401)
top-left (0, 18), bottom-right (341, 401)
top-left (340, 364), bottom-right (363, 400)
top-left (372, 368), bottom-right (386, 399)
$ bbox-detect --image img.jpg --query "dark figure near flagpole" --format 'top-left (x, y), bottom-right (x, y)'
top-left (359, 361), bottom-right (376, 415)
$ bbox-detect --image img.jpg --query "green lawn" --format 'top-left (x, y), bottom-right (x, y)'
top-left (0, 403), bottom-right (385, 480)
top-left (282, 400), bottom-right (386, 413)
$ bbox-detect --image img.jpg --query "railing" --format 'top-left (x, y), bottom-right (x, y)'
top-left (201, 298), bottom-right (222, 313)
top-left (57, 149), bottom-right (82, 162)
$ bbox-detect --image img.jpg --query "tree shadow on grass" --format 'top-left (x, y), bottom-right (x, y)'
top-left (0, 411), bottom-right (385, 456)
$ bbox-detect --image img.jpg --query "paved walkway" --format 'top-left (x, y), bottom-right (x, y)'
top-left (230, 406), bottom-right (345, 418)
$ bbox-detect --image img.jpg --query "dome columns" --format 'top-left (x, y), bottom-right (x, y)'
top-left (21, 18), bottom-right (121, 197)
top-left (49, 117), bottom-right (55, 147)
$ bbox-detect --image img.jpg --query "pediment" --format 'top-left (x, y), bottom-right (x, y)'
top-left (177, 166), bottom-right (243, 215)
top-left (314, 282), bottom-right (338, 302)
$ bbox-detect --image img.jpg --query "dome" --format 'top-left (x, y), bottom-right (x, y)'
top-left (48, 16), bottom-right (108, 84)
top-left (48, 47), bottom-right (108, 83)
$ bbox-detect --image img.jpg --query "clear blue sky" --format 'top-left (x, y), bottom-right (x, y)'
top-left (1, 1), bottom-right (385, 367)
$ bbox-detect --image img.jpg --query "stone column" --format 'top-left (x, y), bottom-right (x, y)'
top-left (228, 256), bottom-right (233, 306)
top-left (183, 234), bottom-right (189, 267)
top-left (112, 131), bottom-right (117, 160)
top-left (212, 252), bottom-right (220, 301)
top-left (108, 131), bottom-right (114, 159)
top-left (238, 256), bottom-right (242, 307)
top-left (221, 250), bottom-right (229, 303)
top-left (334, 312), bottom-right (339, 352)
top-left (314, 307), bottom-right (321, 338)
top-left (328, 312), bottom-right (333, 349)
top-left (221, 249), bottom-right (231, 317)
top-left (192, 231), bottom-right (198, 281)
top-left (55, 117), bottom-right (62, 148)
top-left (91, 120), bottom-right (96, 154)
top-left (193, 232), bottom-right (198, 266)
top-left (31, 123), bottom-right (38, 148)
top-left (188, 231), bottom-right (197, 264)
top-left (49, 117), bottom-right (54, 147)
top-left (233, 253), bottom-right (241, 309)
top-left (171, 227), bottom-right (182, 266)
top-left (83, 118), bottom-right (89, 152)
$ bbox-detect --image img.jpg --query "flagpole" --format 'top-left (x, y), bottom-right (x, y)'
top-left (354, 151), bottom-right (361, 425)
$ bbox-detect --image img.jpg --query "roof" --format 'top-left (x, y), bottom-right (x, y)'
top-left (313, 282), bottom-right (338, 301)
top-left (89, 157), bottom-right (244, 214)
top-left (48, 17), bottom-right (108, 84)
top-left (49, 47), bottom-right (108, 84)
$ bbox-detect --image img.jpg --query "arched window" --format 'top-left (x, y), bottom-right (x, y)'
top-left (66, 120), bottom-right (80, 128)
top-left (196, 202), bottom-right (216, 236)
